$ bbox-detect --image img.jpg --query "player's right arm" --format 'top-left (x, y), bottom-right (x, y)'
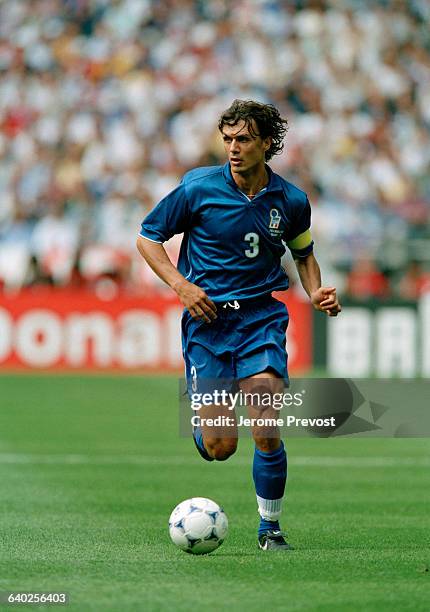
top-left (136, 237), bottom-right (217, 323)
top-left (137, 181), bottom-right (217, 322)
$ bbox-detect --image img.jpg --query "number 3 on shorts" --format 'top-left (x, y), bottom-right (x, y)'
top-left (244, 232), bottom-right (259, 258)
top-left (190, 365), bottom-right (197, 392)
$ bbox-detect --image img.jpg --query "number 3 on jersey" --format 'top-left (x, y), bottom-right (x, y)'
top-left (244, 232), bottom-right (259, 258)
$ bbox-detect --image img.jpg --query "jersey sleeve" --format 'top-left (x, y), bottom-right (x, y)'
top-left (284, 196), bottom-right (314, 258)
top-left (139, 182), bottom-right (191, 243)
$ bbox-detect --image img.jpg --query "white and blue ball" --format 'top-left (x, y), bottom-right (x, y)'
top-left (168, 497), bottom-right (228, 555)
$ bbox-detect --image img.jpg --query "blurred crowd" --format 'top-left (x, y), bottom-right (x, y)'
top-left (0, 0), bottom-right (429, 300)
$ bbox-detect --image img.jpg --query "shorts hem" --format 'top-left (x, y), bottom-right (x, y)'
top-left (237, 363), bottom-right (288, 381)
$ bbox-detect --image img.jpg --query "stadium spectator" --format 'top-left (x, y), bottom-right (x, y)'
top-left (397, 260), bottom-right (430, 300)
top-left (346, 257), bottom-right (390, 301)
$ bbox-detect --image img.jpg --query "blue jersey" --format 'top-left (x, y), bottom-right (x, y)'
top-left (139, 162), bottom-right (313, 302)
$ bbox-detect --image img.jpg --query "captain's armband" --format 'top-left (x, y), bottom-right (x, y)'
top-left (287, 229), bottom-right (314, 258)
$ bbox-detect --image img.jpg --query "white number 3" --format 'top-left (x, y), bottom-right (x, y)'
top-left (244, 232), bottom-right (259, 258)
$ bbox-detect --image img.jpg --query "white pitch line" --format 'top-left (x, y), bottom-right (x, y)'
top-left (0, 454), bottom-right (429, 467)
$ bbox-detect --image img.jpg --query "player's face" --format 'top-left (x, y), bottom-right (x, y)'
top-left (221, 120), bottom-right (271, 175)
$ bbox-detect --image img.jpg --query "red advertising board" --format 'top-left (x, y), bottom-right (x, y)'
top-left (274, 291), bottom-right (312, 373)
top-left (0, 289), bottom-right (311, 372)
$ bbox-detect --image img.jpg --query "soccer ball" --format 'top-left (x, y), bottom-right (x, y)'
top-left (168, 497), bottom-right (228, 555)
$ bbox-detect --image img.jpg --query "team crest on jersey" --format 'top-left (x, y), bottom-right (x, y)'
top-left (269, 209), bottom-right (282, 237)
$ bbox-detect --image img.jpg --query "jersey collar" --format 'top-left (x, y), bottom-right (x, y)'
top-left (222, 162), bottom-right (283, 193)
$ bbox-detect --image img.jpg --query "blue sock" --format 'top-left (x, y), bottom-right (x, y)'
top-left (259, 517), bottom-right (280, 534)
top-left (253, 442), bottom-right (287, 535)
top-left (193, 426), bottom-right (206, 452)
top-left (192, 425), bottom-right (214, 461)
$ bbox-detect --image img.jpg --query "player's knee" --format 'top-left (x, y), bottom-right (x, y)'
top-left (214, 441), bottom-right (237, 461)
top-left (254, 436), bottom-right (281, 453)
top-left (205, 437), bottom-right (237, 461)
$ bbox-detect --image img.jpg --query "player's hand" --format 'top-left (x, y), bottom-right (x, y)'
top-left (174, 279), bottom-right (217, 323)
top-left (310, 287), bottom-right (341, 317)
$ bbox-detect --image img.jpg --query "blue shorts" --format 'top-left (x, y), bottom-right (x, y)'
top-left (181, 296), bottom-right (289, 395)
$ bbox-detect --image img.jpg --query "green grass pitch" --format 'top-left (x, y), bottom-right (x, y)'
top-left (0, 374), bottom-right (429, 611)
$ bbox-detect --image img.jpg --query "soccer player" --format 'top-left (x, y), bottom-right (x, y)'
top-left (137, 99), bottom-right (341, 551)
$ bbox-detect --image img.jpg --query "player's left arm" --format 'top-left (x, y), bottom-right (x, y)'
top-left (293, 251), bottom-right (341, 317)
top-left (285, 196), bottom-right (341, 317)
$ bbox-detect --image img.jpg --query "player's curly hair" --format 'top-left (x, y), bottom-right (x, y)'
top-left (218, 99), bottom-right (288, 161)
